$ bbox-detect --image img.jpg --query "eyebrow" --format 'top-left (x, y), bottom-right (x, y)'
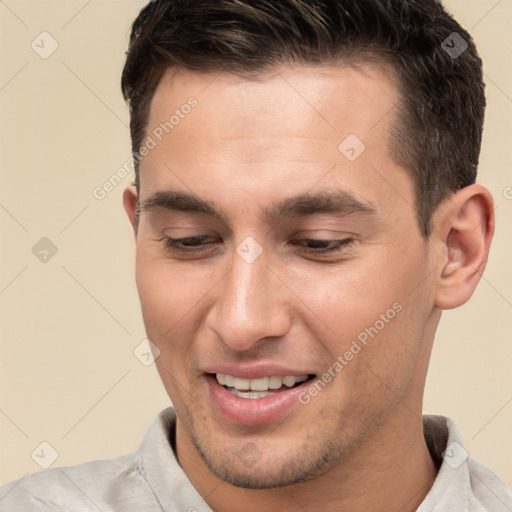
top-left (140, 191), bottom-right (220, 217)
top-left (139, 189), bottom-right (377, 221)
top-left (265, 190), bottom-right (377, 220)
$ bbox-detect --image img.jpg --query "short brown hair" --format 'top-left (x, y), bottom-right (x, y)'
top-left (121, 0), bottom-right (485, 236)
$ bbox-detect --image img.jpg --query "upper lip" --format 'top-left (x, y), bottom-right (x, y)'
top-left (202, 363), bottom-right (315, 380)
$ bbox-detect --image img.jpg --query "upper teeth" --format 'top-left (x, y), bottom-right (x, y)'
top-left (216, 373), bottom-right (308, 391)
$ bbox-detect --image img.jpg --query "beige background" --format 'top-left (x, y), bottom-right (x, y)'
top-left (0, 0), bottom-right (511, 487)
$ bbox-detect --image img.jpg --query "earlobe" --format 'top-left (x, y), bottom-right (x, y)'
top-left (123, 186), bottom-right (139, 237)
top-left (434, 184), bottom-right (495, 310)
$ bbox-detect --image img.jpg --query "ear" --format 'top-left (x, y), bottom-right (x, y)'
top-left (433, 184), bottom-right (495, 310)
top-left (123, 186), bottom-right (139, 237)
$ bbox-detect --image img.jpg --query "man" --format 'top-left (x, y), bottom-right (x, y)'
top-left (1, 0), bottom-right (510, 510)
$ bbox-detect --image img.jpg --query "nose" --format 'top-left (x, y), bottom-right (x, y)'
top-left (206, 244), bottom-right (291, 352)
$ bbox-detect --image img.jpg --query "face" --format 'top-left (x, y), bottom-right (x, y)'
top-left (127, 64), bottom-right (438, 488)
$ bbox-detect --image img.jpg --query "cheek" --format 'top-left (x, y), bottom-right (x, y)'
top-left (135, 257), bottom-right (211, 404)
top-left (135, 255), bottom-right (210, 350)
top-left (284, 260), bottom-right (404, 341)
top-left (289, 245), bottom-right (431, 383)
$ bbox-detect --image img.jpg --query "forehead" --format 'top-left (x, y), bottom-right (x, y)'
top-left (140, 62), bottom-right (410, 220)
top-left (147, 61), bottom-right (398, 144)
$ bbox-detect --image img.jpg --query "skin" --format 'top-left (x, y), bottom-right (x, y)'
top-left (123, 63), bottom-right (494, 512)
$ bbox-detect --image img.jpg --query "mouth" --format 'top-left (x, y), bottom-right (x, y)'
top-left (205, 372), bottom-right (317, 425)
top-left (213, 372), bottom-right (315, 399)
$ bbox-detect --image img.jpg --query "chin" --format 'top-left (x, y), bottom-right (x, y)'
top-left (191, 431), bottom-right (347, 490)
top-left (201, 458), bottom-right (324, 490)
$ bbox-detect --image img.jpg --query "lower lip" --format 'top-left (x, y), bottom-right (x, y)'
top-left (206, 374), bottom-right (312, 425)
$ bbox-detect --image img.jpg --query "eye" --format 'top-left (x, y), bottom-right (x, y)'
top-left (164, 235), bottom-right (220, 254)
top-left (290, 238), bottom-right (354, 254)
top-left (161, 235), bottom-right (355, 258)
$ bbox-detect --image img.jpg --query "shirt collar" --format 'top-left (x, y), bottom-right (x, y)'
top-left (137, 407), bottom-right (212, 512)
top-left (419, 414), bottom-right (472, 510)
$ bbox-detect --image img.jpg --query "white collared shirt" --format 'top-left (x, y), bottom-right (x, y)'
top-left (1, 407), bottom-right (510, 511)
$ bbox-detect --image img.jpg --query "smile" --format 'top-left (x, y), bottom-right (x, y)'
top-left (216, 373), bottom-right (309, 398)
top-left (206, 372), bottom-right (316, 425)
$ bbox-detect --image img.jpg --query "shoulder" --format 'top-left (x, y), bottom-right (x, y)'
top-left (0, 408), bottom-right (180, 512)
top-left (467, 458), bottom-right (512, 511)
top-left (0, 452), bottom-right (156, 511)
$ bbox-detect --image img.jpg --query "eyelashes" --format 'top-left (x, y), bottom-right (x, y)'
top-left (289, 238), bottom-right (354, 253)
top-left (164, 235), bottom-right (219, 254)
top-left (163, 235), bottom-right (355, 256)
